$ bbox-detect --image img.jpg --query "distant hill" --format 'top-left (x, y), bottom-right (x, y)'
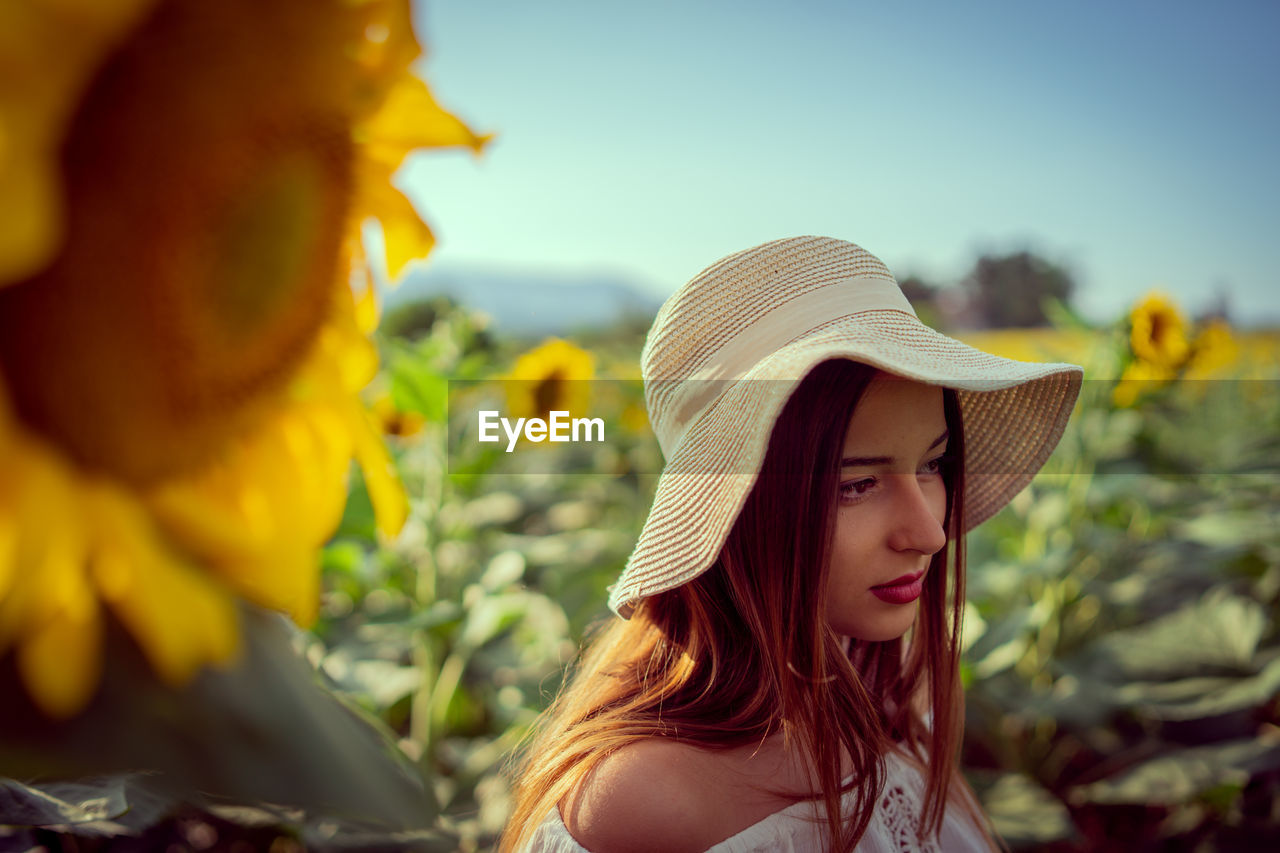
top-left (387, 267), bottom-right (663, 335)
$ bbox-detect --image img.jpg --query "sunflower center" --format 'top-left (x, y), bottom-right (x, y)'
top-left (1150, 313), bottom-right (1169, 346)
top-left (533, 371), bottom-right (567, 420)
top-left (0, 0), bottom-right (356, 484)
top-left (214, 156), bottom-right (323, 344)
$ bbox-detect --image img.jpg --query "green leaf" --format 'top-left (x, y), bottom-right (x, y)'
top-left (0, 776), bottom-right (128, 827)
top-left (1041, 295), bottom-right (1094, 332)
top-left (1118, 647), bottom-right (1280, 722)
top-left (389, 348), bottom-right (448, 422)
top-left (324, 655), bottom-right (422, 709)
top-left (480, 550), bottom-right (526, 591)
top-left (977, 772), bottom-right (1075, 846)
top-left (458, 592), bottom-right (532, 650)
top-left (1067, 738), bottom-right (1280, 806)
top-left (1091, 587), bottom-right (1265, 679)
top-left (0, 606), bottom-right (434, 830)
top-left (334, 463), bottom-right (378, 542)
top-left (965, 604), bottom-right (1038, 679)
top-left (0, 772), bottom-right (179, 837)
top-left (321, 539), bottom-right (366, 578)
top-left (1178, 511), bottom-right (1279, 549)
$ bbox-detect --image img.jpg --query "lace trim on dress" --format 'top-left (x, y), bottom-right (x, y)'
top-left (879, 777), bottom-right (941, 853)
top-left (522, 748), bottom-right (982, 853)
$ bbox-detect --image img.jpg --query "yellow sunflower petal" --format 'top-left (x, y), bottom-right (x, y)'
top-left (310, 289), bottom-right (382, 392)
top-left (355, 168), bottom-right (436, 281)
top-left (146, 468), bottom-right (277, 562)
top-left (0, 149), bottom-right (63, 286)
top-left (348, 239), bottom-right (382, 335)
top-left (509, 338), bottom-right (596, 382)
top-left (1112, 358), bottom-right (1174, 408)
top-left (219, 546), bottom-right (320, 628)
top-left (0, 415), bottom-right (21, 602)
top-left (1185, 319), bottom-right (1239, 378)
top-left (381, 193), bottom-right (436, 282)
top-left (280, 405), bottom-right (357, 543)
top-left (112, 556), bottom-right (241, 684)
top-left (148, 402), bottom-right (352, 619)
top-left (0, 0), bottom-right (159, 284)
top-left (106, 527), bottom-right (240, 681)
top-left (341, 399), bottom-right (408, 539)
top-left (17, 593), bottom-right (102, 719)
top-left (360, 73), bottom-right (490, 168)
top-left (90, 487), bottom-right (241, 684)
top-left (345, 0), bottom-right (421, 118)
top-left (0, 503), bottom-right (16, 604)
top-left (0, 441), bottom-right (99, 716)
top-left (0, 440), bottom-right (86, 644)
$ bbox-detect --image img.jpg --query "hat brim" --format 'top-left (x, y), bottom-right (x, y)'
top-left (609, 309), bottom-right (1082, 618)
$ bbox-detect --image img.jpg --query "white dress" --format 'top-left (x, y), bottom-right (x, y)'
top-left (521, 748), bottom-right (990, 853)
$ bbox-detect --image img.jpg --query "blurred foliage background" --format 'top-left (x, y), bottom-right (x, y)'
top-left (303, 289), bottom-right (1277, 851)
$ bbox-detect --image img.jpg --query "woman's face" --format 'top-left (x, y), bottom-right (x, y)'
top-left (826, 372), bottom-right (950, 641)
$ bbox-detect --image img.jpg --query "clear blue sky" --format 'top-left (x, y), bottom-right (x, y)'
top-left (400, 0), bottom-right (1280, 326)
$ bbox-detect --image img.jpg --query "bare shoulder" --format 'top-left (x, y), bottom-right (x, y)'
top-left (560, 738), bottom-right (716, 853)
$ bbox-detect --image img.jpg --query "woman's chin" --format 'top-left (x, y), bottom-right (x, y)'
top-left (831, 602), bottom-right (920, 643)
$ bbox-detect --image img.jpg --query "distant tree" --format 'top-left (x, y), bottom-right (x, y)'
top-left (961, 251), bottom-right (1074, 328)
top-left (898, 274), bottom-right (936, 304)
top-left (897, 274), bottom-right (947, 329)
top-left (381, 296), bottom-right (454, 339)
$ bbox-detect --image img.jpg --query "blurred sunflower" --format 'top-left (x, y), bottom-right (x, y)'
top-left (618, 402), bottom-right (650, 434)
top-left (1112, 359), bottom-right (1176, 408)
top-left (0, 0), bottom-right (486, 717)
top-left (505, 338), bottom-right (596, 422)
top-left (1184, 318), bottom-right (1239, 379)
top-left (372, 392), bottom-right (427, 439)
top-left (1128, 292), bottom-right (1190, 369)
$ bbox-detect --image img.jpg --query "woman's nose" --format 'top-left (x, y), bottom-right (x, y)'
top-left (886, 475), bottom-right (947, 555)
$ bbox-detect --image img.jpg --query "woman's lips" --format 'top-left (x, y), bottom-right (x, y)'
top-left (870, 572), bottom-right (924, 605)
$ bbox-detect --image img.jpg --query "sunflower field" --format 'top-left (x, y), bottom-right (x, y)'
top-left (3, 3), bottom-right (1280, 852)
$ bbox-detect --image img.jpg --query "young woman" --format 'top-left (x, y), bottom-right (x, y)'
top-left (501, 237), bottom-right (1082, 852)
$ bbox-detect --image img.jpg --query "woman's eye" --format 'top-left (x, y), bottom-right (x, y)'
top-left (838, 477), bottom-right (878, 502)
top-left (921, 453), bottom-right (952, 476)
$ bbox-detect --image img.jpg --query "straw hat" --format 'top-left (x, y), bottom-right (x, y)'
top-left (608, 236), bottom-right (1083, 618)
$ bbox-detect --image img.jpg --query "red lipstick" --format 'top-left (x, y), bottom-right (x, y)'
top-left (870, 572), bottom-right (924, 605)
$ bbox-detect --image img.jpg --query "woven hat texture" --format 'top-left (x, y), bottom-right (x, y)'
top-left (608, 236), bottom-right (1083, 618)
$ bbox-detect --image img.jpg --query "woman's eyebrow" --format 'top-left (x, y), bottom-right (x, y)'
top-left (841, 430), bottom-right (949, 468)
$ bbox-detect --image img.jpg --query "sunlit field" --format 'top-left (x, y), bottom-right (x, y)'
top-left (303, 299), bottom-right (1280, 850)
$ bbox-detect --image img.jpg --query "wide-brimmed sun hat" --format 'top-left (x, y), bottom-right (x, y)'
top-left (608, 236), bottom-right (1083, 618)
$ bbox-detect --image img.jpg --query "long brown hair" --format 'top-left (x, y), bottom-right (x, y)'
top-left (501, 359), bottom-right (996, 852)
